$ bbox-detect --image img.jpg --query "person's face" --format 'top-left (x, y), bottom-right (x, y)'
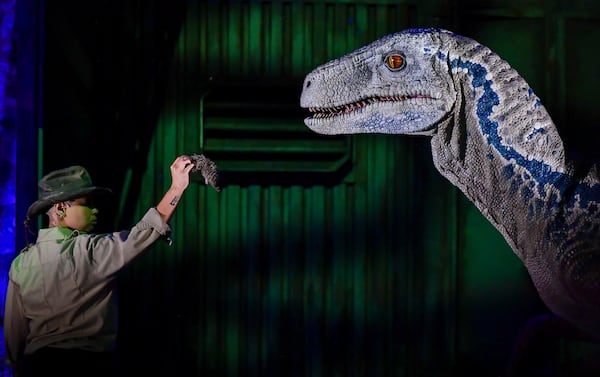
top-left (63, 197), bottom-right (98, 232)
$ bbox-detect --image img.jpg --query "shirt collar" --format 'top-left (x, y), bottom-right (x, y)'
top-left (36, 227), bottom-right (85, 242)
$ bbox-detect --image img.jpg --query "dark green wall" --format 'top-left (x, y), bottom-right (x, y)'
top-left (38, 1), bottom-right (600, 376)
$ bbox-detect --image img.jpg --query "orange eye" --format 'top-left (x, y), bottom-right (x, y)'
top-left (385, 54), bottom-right (406, 71)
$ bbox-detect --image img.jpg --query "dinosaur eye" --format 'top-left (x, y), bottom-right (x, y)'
top-left (384, 53), bottom-right (406, 71)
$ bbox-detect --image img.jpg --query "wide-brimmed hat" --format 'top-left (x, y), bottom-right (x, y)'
top-left (26, 165), bottom-right (112, 219)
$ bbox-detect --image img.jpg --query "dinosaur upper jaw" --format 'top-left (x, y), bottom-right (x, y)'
top-left (305, 94), bottom-right (436, 118)
top-left (303, 95), bottom-right (446, 135)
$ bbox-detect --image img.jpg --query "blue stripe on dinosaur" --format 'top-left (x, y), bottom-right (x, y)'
top-left (434, 51), bottom-right (599, 212)
top-left (527, 128), bottom-right (546, 140)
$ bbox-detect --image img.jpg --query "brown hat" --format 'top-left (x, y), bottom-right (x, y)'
top-left (26, 165), bottom-right (112, 219)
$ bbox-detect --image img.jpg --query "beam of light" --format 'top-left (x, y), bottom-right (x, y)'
top-left (0, 0), bottom-right (16, 375)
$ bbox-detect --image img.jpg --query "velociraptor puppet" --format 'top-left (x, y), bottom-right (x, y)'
top-left (300, 28), bottom-right (600, 346)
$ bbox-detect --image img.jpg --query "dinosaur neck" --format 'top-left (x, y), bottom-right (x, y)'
top-left (429, 48), bottom-right (571, 260)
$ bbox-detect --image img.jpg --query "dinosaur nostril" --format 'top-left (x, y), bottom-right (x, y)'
top-left (305, 80), bottom-right (311, 88)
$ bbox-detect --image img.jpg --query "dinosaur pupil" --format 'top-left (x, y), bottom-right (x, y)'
top-left (386, 55), bottom-right (405, 70)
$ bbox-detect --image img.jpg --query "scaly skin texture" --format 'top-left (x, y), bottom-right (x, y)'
top-left (300, 28), bottom-right (600, 341)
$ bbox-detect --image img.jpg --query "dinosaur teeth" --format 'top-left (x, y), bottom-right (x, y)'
top-left (308, 94), bottom-right (434, 118)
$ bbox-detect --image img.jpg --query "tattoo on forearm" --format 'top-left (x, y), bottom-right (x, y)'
top-left (169, 196), bottom-right (180, 206)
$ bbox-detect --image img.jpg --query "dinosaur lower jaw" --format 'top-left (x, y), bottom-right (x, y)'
top-left (306, 95), bottom-right (436, 119)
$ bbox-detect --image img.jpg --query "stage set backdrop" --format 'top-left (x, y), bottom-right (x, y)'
top-left (2, 0), bottom-right (600, 376)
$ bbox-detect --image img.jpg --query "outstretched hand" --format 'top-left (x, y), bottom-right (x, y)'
top-left (156, 155), bottom-right (195, 223)
top-left (169, 155), bottom-right (194, 191)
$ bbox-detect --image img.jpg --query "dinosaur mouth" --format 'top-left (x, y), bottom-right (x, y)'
top-left (307, 94), bottom-right (435, 119)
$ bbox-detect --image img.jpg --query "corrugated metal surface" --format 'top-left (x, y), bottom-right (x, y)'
top-left (120, 3), bottom-right (451, 376)
top-left (124, 138), bottom-right (459, 377)
top-left (110, 1), bottom-right (598, 377)
top-left (17, 0), bottom-right (598, 376)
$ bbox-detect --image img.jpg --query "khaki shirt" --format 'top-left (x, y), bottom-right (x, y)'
top-left (3, 207), bottom-right (171, 367)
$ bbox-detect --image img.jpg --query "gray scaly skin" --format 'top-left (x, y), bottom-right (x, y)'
top-left (300, 28), bottom-right (600, 341)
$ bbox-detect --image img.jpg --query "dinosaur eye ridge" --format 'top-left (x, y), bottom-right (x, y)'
top-left (384, 53), bottom-right (406, 71)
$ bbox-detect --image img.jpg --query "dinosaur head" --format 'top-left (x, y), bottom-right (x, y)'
top-left (300, 28), bottom-right (460, 135)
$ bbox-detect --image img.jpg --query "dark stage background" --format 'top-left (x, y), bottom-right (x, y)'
top-left (2, 0), bottom-right (600, 376)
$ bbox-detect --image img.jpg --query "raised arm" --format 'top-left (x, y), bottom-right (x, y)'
top-left (156, 155), bottom-right (194, 223)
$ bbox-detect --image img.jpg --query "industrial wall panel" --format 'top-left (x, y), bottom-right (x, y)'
top-left (113, 2), bottom-right (599, 377)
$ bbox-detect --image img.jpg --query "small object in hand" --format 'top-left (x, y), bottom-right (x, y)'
top-left (189, 153), bottom-right (221, 192)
